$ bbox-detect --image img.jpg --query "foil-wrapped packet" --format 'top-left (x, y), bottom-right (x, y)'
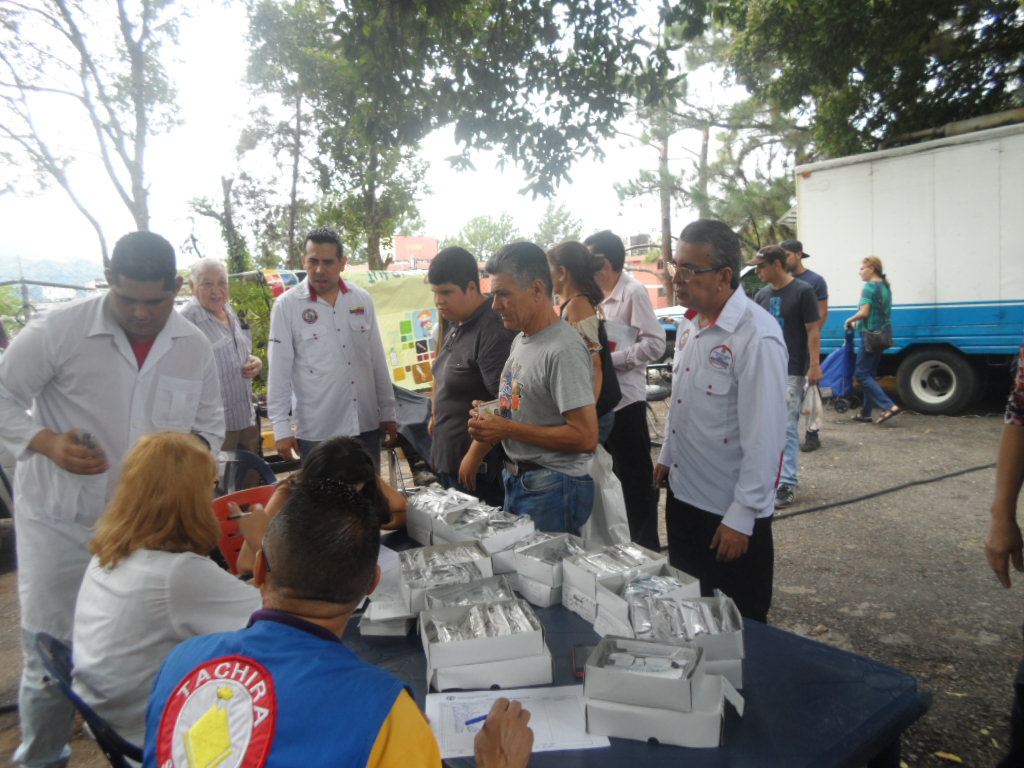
top-left (622, 574), bottom-right (689, 638)
top-left (428, 599), bottom-right (541, 643)
top-left (424, 575), bottom-right (516, 609)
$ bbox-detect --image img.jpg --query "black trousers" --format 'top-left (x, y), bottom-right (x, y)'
top-left (665, 492), bottom-right (774, 623)
top-left (604, 400), bottom-right (661, 551)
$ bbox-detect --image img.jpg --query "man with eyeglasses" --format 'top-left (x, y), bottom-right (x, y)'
top-left (654, 220), bottom-right (787, 623)
top-left (751, 245), bottom-right (822, 509)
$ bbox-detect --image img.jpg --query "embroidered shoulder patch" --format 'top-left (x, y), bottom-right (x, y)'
top-left (709, 344), bottom-right (734, 370)
top-left (156, 655), bottom-right (277, 768)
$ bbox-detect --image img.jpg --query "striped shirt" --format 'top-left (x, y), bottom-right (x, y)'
top-left (180, 298), bottom-right (256, 431)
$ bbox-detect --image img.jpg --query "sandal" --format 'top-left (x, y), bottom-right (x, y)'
top-left (875, 406), bottom-right (902, 424)
top-left (851, 414), bottom-right (873, 423)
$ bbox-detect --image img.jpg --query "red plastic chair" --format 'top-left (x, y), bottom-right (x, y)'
top-left (212, 485), bottom-right (277, 574)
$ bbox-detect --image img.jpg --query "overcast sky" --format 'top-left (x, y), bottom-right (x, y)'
top-left (1, 3), bottom-right (706, 271)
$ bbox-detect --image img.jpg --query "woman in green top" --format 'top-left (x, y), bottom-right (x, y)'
top-left (844, 256), bottom-right (900, 423)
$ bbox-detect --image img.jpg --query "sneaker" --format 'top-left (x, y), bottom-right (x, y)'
top-left (775, 484), bottom-right (796, 509)
top-left (801, 431), bottom-right (821, 452)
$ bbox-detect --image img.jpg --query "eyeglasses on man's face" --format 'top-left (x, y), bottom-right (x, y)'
top-left (666, 260), bottom-right (725, 282)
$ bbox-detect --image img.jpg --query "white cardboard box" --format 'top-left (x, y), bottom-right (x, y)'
top-left (651, 595), bottom-right (746, 661)
top-left (358, 614), bottom-right (415, 637)
top-left (399, 542), bottom-right (494, 613)
top-left (563, 544), bottom-right (667, 605)
top-left (584, 635), bottom-right (705, 712)
top-left (515, 573), bottom-right (562, 608)
top-left (405, 488), bottom-right (479, 546)
top-left (420, 599), bottom-right (546, 669)
top-left (423, 574), bottom-right (516, 611)
top-left (594, 563), bottom-right (701, 638)
top-left (429, 647), bottom-right (554, 691)
top-left (586, 673), bottom-right (744, 748)
top-left (562, 583), bottom-right (597, 622)
top-left (706, 658), bottom-right (743, 689)
top-left (514, 534), bottom-right (587, 587)
top-left (432, 510), bottom-right (536, 554)
top-left (491, 531), bottom-right (558, 574)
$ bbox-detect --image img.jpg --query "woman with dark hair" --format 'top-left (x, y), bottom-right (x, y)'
top-left (547, 240), bottom-right (620, 442)
top-left (845, 255), bottom-right (900, 423)
top-left (72, 432), bottom-right (260, 748)
top-left (235, 436), bottom-right (407, 574)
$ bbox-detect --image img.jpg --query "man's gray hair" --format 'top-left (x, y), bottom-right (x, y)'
top-left (679, 220), bottom-right (742, 289)
top-left (190, 257), bottom-right (228, 282)
top-left (484, 241), bottom-right (552, 296)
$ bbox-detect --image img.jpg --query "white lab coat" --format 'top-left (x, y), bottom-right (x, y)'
top-left (0, 294), bottom-right (224, 638)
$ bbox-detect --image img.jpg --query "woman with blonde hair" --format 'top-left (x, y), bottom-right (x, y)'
top-left (845, 255), bottom-right (900, 423)
top-left (72, 432), bottom-right (260, 748)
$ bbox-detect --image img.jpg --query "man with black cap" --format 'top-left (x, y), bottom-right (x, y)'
top-left (781, 239), bottom-right (829, 452)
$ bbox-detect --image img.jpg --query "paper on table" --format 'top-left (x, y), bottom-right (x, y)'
top-left (424, 685), bottom-right (609, 759)
top-left (377, 544), bottom-right (400, 573)
top-left (364, 567), bottom-right (414, 621)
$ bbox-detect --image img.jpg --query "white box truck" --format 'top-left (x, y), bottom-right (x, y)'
top-left (795, 121), bottom-right (1024, 414)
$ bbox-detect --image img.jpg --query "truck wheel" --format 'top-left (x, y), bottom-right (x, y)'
top-left (896, 348), bottom-right (979, 415)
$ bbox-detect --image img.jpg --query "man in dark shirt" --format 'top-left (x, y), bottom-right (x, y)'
top-left (781, 239), bottom-right (829, 453)
top-left (429, 247), bottom-right (517, 507)
top-left (752, 246), bottom-right (821, 509)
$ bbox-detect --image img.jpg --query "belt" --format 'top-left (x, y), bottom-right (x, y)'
top-left (503, 459), bottom-right (544, 476)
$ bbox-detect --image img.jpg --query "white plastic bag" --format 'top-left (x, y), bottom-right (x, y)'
top-left (801, 385), bottom-right (824, 433)
top-left (581, 444), bottom-right (631, 546)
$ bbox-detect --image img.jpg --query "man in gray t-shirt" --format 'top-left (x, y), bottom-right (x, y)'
top-left (461, 242), bottom-right (597, 535)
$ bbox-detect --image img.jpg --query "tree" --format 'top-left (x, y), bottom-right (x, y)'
top-left (0, 0), bottom-right (181, 264)
top-left (616, 28), bottom-right (807, 263)
top-left (246, 0), bottom-right (667, 269)
top-left (532, 202), bottom-right (582, 250)
top-left (189, 177), bottom-right (251, 274)
top-left (666, 0), bottom-right (1024, 156)
top-left (444, 213), bottom-right (521, 260)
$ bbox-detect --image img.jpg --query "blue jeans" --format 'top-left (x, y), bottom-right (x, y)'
top-left (780, 375), bottom-right (805, 488)
top-left (503, 468), bottom-right (594, 536)
top-left (855, 336), bottom-right (896, 417)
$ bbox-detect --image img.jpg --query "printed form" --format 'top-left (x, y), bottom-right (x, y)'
top-left (425, 685), bottom-right (609, 759)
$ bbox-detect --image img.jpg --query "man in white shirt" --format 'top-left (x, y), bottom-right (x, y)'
top-left (654, 220), bottom-right (787, 623)
top-left (0, 231), bottom-right (224, 768)
top-left (586, 230), bottom-right (666, 550)
top-left (181, 258), bottom-right (263, 453)
top-left (267, 227), bottom-right (396, 468)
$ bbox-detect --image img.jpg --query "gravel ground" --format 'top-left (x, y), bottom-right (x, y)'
top-left (0, 382), bottom-right (1017, 767)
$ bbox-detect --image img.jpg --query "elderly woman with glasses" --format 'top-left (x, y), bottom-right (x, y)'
top-left (72, 432), bottom-right (261, 749)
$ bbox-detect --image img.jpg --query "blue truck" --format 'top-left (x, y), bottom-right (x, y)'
top-left (794, 119), bottom-right (1024, 414)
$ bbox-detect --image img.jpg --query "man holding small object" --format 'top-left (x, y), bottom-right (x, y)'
top-left (0, 231), bottom-right (223, 768)
top-left (460, 242), bottom-right (598, 535)
top-left (267, 227), bottom-right (396, 469)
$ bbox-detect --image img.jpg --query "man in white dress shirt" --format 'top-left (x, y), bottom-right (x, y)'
top-left (181, 258), bottom-right (262, 453)
top-left (0, 231), bottom-right (224, 768)
top-left (267, 227), bottom-right (396, 468)
top-left (654, 220), bottom-right (787, 623)
top-left (586, 230), bottom-right (666, 550)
